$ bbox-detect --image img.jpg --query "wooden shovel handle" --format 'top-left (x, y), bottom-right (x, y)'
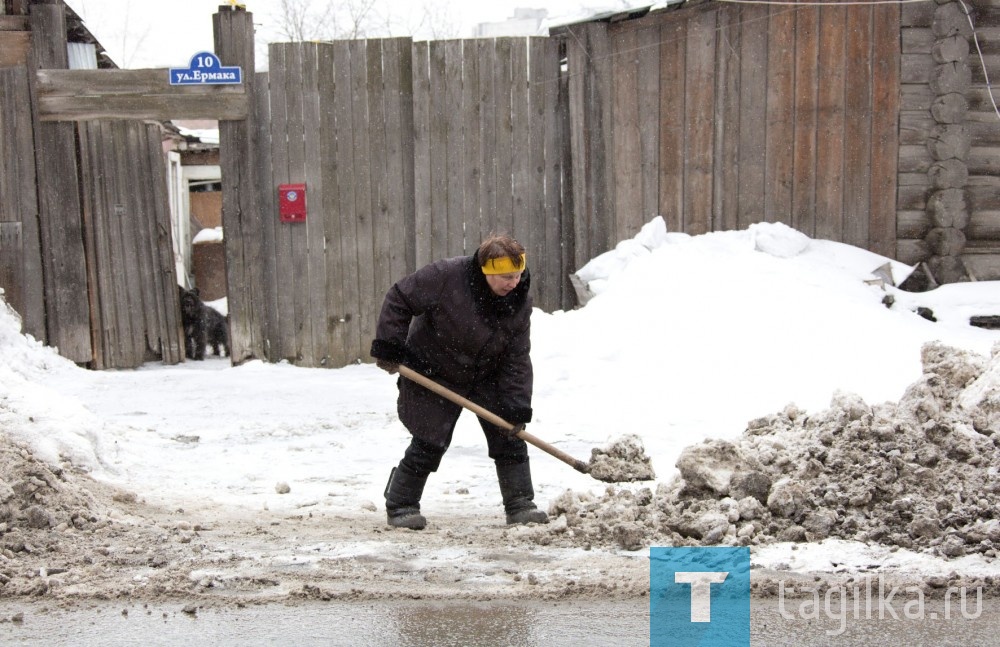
top-left (397, 365), bottom-right (590, 474)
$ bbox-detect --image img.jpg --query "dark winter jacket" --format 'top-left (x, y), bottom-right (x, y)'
top-left (370, 253), bottom-right (533, 444)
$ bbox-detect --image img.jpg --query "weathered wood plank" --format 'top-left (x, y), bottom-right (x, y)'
top-left (814, 3), bottom-right (847, 242)
top-left (764, 6), bottom-right (795, 226)
top-left (318, 44), bottom-right (347, 366)
top-left (36, 69), bottom-right (248, 121)
top-left (30, 4), bottom-right (92, 363)
top-left (249, 70), bottom-right (277, 363)
top-left (125, 122), bottom-right (161, 359)
top-left (302, 43), bottom-right (327, 366)
top-left (477, 39), bottom-right (498, 247)
top-left (284, 45), bottom-right (311, 365)
top-left (715, 6), bottom-right (741, 232)
top-left (332, 40), bottom-right (364, 363)
top-left (658, 17), bottom-right (685, 233)
top-left (566, 26), bottom-right (589, 268)
top-left (530, 37), bottom-right (556, 310)
top-left (384, 38), bottom-right (414, 281)
top-left (444, 39), bottom-right (466, 255)
top-left (737, 4), bottom-right (768, 229)
top-left (144, 122), bottom-right (183, 364)
top-left (0, 67), bottom-right (44, 340)
top-left (494, 38), bottom-right (515, 238)
top-left (870, 4), bottom-right (901, 259)
top-left (215, 8), bottom-right (265, 364)
top-left (411, 41), bottom-right (432, 269)
top-left (368, 39), bottom-right (394, 350)
top-left (349, 39), bottom-right (377, 363)
top-left (764, 5), bottom-right (797, 224)
top-left (76, 123), bottom-right (110, 368)
top-left (791, 4), bottom-right (819, 237)
top-left (462, 40), bottom-right (483, 256)
top-left (511, 38), bottom-right (532, 250)
top-left (428, 40), bottom-right (449, 260)
top-left (0, 31), bottom-right (29, 67)
top-left (612, 26), bottom-right (641, 242)
top-left (686, 8), bottom-right (715, 236)
top-left (637, 26), bottom-right (660, 230)
top-left (844, 5), bottom-right (874, 249)
top-left (267, 43), bottom-right (295, 362)
top-left (101, 122), bottom-right (137, 367)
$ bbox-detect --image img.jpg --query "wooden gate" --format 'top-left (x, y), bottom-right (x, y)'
top-left (229, 36), bottom-right (573, 368)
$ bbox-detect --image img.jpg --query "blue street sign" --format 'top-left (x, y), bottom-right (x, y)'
top-left (169, 51), bottom-right (243, 86)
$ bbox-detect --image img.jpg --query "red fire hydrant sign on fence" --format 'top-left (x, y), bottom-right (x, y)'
top-left (278, 183), bottom-right (307, 223)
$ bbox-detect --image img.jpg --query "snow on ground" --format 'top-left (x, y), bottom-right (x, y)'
top-left (1, 219), bottom-right (999, 584)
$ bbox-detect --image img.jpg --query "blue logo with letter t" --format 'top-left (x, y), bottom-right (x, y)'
top-left (650, 546), bottom-right (750, 646)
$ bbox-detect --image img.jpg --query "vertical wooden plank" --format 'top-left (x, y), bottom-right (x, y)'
top-left (737, 4), bottom-right (769, 229)
top-left (511, 38), bottom-right (532, 250)
top-left (844, 4), bottom-right (874, 249)
top-left (558, 51), bottom-right (575, 309)
top-left (368, 39), bottom-right (394, 333)
top-left (254, 70), bottom-right (278, 363)
top-left (285, 44), bottom-right (312, 365)
top-left (815, 4), bottom-right (847, 242)
top-left (529, 37), bottom-right (553, 309)
top-left (302, 42), bottom-right (328, 366)
top-left (637, 26), bottom-right (660, 229)
top-left (462, 39), bottom-right (483, 254)
top-left (318, 44), bottom-right (347, 366)
top-left (332, 40), bottom-right (363, 363)
top-left (383, 38), bottom-right (414, 284)
top-left (125, 122), bottom-right (161, 357)
top-left (29, 3), bottom-right (92, 363)
top-left (715, 6), bottom-right (742, 232)
top-left (395, 38), bottom-right (416, 277)
top-left (494, 38), bottom-right (514, 237)
top-left (659, 18), bottom-right (686, 233)
top-left (117, 123), bottom-right (147, 365)
top-left (101, 122), bottom-right (134, 368)
top-left (685, 8), bottom-right (716, 236)
top-left (871, 4), bottom-right (901, 259)
top-left (215, 7), bottom-right (264, 364)
top-left (349, 39), bottom-right (376, 363)
top-left (0, 68), bottom-right (44, 339)
top-left (566, 26), bottom-right (589, 268)
top-left (428, 40), bottom-right (449, 260)
top-left (78, 123), bottom-right (111, 367)
top-left (478, 39), bottom-right (498, 246)
top-left (411, 41), bottom-right (432, 269)
top-left (444, 40), bottom-right (466, 255)
top-left (268, 44), bottom-right (294, 362)
top-left (792, 5), bottom-right (820, 237)
top-left (612, 27), bottom-right (641, 242)
top-left (143, 123), bottom-right (183, 364)
top-left (765, 7), bottom-right (796, 225)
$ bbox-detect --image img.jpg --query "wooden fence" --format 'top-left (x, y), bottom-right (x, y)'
top-left (77, 120), bottom-right (184, 368)
top-left (0, 2), bottom-right (183, 369)
top-left (228, 35), bottom-right (573, 367)
top-left (561, 2), bottom-right (902, 264)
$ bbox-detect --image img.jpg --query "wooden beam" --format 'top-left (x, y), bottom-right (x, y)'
top-left (35, 68), bottom-right (249, 121)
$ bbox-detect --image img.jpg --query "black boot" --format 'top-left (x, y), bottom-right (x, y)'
top-left (384, 467), bottom-right (427, 530)
top-left (496, 461), bottom-right (549, 525)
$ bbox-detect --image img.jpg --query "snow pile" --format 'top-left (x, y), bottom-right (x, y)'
top-left (587, 434), bottom-right (656, 483)
top-left (546, 341), bottom-right (1000, 555)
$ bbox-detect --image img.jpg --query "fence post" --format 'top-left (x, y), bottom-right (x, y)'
top-left (214, 6), bottom-right (267, 364)
top-left (28, 1), bottom-right (93, 363)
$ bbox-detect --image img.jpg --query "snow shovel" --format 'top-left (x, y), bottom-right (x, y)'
top-left (396, 365), bottom-right (592, 475)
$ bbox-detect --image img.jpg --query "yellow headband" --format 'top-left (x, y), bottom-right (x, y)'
top-left (481, 254), bottom-right (526, 275)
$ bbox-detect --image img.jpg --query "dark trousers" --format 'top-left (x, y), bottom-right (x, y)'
top-left (398, 419), bottom-right (529, 478)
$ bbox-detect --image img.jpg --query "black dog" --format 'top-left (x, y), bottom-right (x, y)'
top-left (179, 286), bottom-right (229, 360)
